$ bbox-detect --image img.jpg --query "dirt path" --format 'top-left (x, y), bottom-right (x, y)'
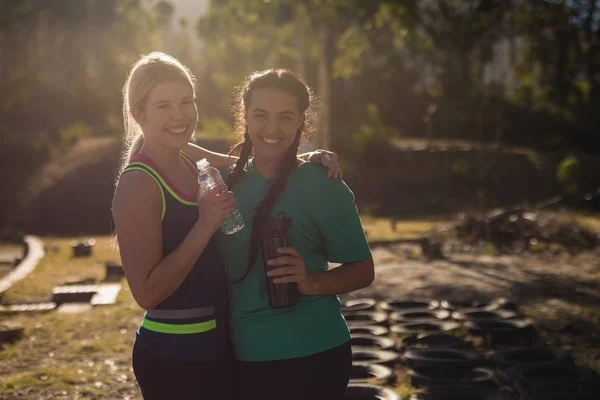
top-left (345, 244), bottom-right (600, 372)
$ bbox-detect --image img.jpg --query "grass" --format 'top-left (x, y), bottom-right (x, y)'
top-left (360, 215), bottom-right (452, 242)
top-left (0, 236), bottom-right (141, 399)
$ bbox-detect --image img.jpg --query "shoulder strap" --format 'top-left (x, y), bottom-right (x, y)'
top-left (122, 163), bottom-right (167, 221)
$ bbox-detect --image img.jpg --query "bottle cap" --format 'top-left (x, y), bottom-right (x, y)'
top-left (196, 158), bottom-right (209, 171)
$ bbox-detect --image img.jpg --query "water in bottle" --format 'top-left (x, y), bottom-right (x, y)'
top-left (196, 158), bottom-right (244, 235)
top-left (260, 212), bottom-right (299, 308)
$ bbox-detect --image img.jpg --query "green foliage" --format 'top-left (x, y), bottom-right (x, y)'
top-left (557, 155), bottom-right (581, 194)
top-left (197, 117), bottom-right (236, 140)
top-left (350, 103), bottom-right (399, 155)
top-left (451, 159), bottom-right (470, 178)
top-left (58, 122), bottom-right (92, 147)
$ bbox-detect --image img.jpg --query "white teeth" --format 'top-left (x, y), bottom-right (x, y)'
top-left (262, 137), bottom-right (281, 144)
top-left (166, 126), bottom-right (187, 134)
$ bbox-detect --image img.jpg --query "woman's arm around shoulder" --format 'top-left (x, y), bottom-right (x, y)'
top-left (184, 142), bottom-right (237, 169)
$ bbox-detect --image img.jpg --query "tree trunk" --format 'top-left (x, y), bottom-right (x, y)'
top-left (316, 22), bottom-right (331, 150)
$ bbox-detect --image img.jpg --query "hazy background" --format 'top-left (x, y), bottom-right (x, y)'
top-left (1, 0), bottom-right (599, 236)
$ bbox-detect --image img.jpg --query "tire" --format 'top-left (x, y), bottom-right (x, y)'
top-left (350, 364), bottom-right (395, 385)
top-left (410, 384), bottom-right (515, 400)
top-left (344, 311), bottom-right (388, 327)
top-left (441, 298), bottom-right (518, 312)
top-left (380, 299), bottom-right (440, 313)
top-left (0, 322), bottom-right (25, 344)
top-left (352, 349), bottom-right (400, 368)
top-left (350, 334), bottom-right (395, 351)
top-left (390, 321), bottom-right (461, 338)
top-left (402, 348), bottom-right (484, 374)
top-left (452, 309), bottom-right (517, 321)
top-left (342, 298), bottom-right (377, 313)
top-left (350, 325), bottom-right (390, 337)
top-left (390, 310), bottom-right (451, 324)
top-left (344, 384), bottom-right (400, 399)
top-left (505, 363), bottom-right (594, 399)
top-left (398, 333), bottom-right (473, 352)
top-left (465, 319), bottom-right (536, 347)
top-left (408, 366), bottom-right (497, 388)
top-left (492, 347), bottom-right (572, 370)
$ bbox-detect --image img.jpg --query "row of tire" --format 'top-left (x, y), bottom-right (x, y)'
top-left (341, 298), bottom-right (600, 400)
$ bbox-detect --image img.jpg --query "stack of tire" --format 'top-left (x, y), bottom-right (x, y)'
top-left (382, 298), bottom-right (500, 393)
top-left (446, 298), bottom-right (536, 348)
top-left (342, 298), bottom-right (400, 399)
top-left (492, 347), bottom-right (600, 399)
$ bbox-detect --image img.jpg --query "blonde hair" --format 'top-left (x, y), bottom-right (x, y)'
top-left (117, 52), bottom-right (196, 179)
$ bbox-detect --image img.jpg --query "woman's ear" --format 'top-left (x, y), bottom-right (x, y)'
top-left (131, 106), bottom-right (144, 125)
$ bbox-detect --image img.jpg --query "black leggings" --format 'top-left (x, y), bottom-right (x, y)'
top-left (235, 341), bottom-right (352, 400)
top-left (132, 340), bottom-right (234, 400)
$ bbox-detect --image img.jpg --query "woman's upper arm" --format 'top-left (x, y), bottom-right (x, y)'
top-left (184, 142), bottom-right (238, 168)
top-left (112, 172), bottom-right (163, 308)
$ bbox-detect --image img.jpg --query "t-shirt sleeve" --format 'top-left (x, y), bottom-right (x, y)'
top-left (313, 177), bottom-right (372, 264)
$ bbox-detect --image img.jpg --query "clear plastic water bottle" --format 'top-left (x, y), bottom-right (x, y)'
top-left (196, 158), bottom-right (244, 235)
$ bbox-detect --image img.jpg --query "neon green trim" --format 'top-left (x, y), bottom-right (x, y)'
top-left (129, 162), bottom-right (197, 206)
top-left (122, 167), bottom-right (166, 220)
top-left (141, 318), bottom-right (217, 334)
top-left (180, 151), bottom-right (198, 172)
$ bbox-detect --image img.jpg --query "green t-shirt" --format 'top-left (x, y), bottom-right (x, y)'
top-left (216, 160), bottom-right (372, 362)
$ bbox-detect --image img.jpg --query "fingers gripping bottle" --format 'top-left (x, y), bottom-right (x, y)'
top-left (196, 158), bottom-right (244, 235)
top-left (260, 212), bottom-right (299, 308)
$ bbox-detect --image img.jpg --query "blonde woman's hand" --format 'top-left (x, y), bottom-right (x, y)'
top-left (196, 183), bottom-right (238, 232)
top-left (265, 247), bottom-right (318, 295)
top-left (308, 150), bottom-right (343, 179)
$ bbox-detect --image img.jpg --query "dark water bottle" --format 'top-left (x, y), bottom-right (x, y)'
top-left (260, 212), bottom-right (299, 309)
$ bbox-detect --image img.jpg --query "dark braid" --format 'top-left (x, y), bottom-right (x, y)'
top-left (227, 69), bottom-right (315, 284)
top-left (232, 130), bottom-right (302, 284)
top-left (226, 130), bottom-right (253, 188)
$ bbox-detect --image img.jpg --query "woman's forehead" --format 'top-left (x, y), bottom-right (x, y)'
top-left (148, 80), bottom-right (192, 101)
top-left (248, 87), bottom-right (299, 113)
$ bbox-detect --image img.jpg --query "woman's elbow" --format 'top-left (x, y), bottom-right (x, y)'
top-left (361, 259), bottom-right (375, 288)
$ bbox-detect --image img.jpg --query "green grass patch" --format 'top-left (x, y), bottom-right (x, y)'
top-left (360, 216), bottom-right (451, 242)
top-left (0, 236), bottom-right (142, 399)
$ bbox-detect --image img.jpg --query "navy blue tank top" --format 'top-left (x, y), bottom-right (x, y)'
top-left (121, 152), bottom-right (229, 362)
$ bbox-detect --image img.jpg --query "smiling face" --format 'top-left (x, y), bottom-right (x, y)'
top-left (245, 87), bottom-right (303, 163)
top-left (134, 80), bottom-right (197, 150)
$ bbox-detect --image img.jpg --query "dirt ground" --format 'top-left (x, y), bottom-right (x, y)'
top-left (346, 243), bottom-right (600, 373)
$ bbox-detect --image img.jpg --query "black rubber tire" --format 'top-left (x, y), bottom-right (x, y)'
top-left (350, 325), bottom-right (389, 337)
top-left (350, 334), bottom-right (395, 351)
top-left (380, 299), bottom-right (440, 313)
top-left (344, 384), bottom-right (400, 399)
top-left (344, 311), bottom-right (388, 327)
top-left (390, 310), bottom-right (451, 324)
top-left (440, 299), bottom-right (489, 311)
top-left (342, 298), bottom-right (377, 313)
top-left (492, 347), bottom-right (572, 369)
top-left (398, 333), bottom-right (474, 352)
top-left (504, 363), bottom-right (594, 399)
top-left (352, 349), bottom-right (400, 368)
top-left (441, 298), bottom-right (519, 312)
top-left (465, 319), bottom-right (536, 347)
top-left (350, 364), bottom-right (395, 385)
top-left (402, 348), bottom-right (484, 373)
top-left (452, 309), bottom-right (517, 321)
top-left (410, 384), bottom-right (514, 400)
top-left (0, 322), bottom-right (25, 344)
top-left (390, 321), bottom-right (461, 337)
top-left (408, 366), bottom-right (497, 388)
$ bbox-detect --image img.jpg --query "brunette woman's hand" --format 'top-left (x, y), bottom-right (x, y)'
top-left (196, 183), bottom-right (238, 233)
top-left (265, 247), bottom-right (319, 295)
top-left (308, 150), bottom-right (343, 179)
